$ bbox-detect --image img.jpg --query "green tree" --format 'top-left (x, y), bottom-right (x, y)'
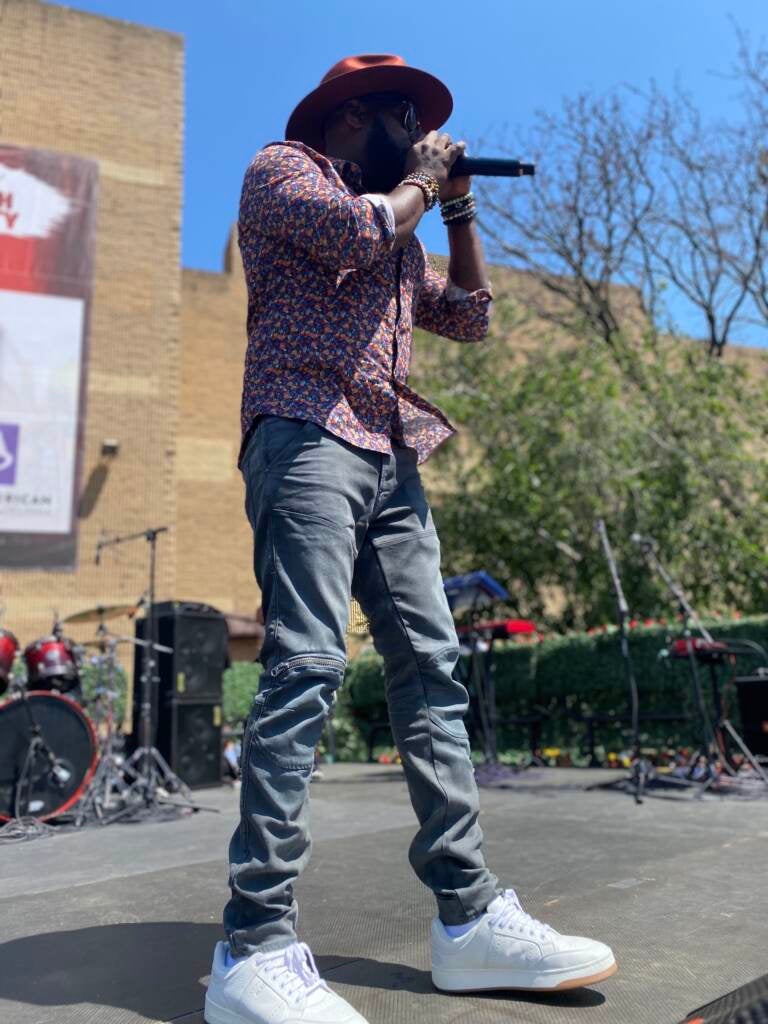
top-left (415, 312), bottom-right (768, 630)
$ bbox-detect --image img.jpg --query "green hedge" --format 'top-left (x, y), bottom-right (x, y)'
top-left (221, 616), bottom-right (768, 761)
top-left (341, 616), bottom-right (768, 759)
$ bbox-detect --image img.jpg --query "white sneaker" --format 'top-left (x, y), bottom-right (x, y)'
top-left (204, 940), bottom-right (369, 1024)
top-left (431, 889), bottom-right (617, 992)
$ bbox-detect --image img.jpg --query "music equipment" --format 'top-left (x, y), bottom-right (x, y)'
top-left (155, 701), bottom-right (223, 790)
top-left (130, 601), bottom-right (227, 788)
top-left (665, 638), bottom-right (730, 663)
top-left (443, 571), bottom-right (510, 614)
top-left (23, 635), bottom-right (80, 693)
top-left (63, 603), bottom-right (138, 624)
top-left (450, 156), bottom-right (535, 178)
top-left (0, 691), bottom-right (98, 821)
top-left (443, 571), bottom-right (517, 767)
top-left (635, 532), bottom-right (768, 791)
top-left (139, 601), bottom-right (228, 701)
top-left (456, 618), bottom-right (536, 640)
top-left (0, 628), bottom-right (19, 695)
top-left (734, 675), bottom-right (768, 756)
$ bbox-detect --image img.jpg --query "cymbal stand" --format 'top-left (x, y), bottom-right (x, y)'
top-left (74, 630), bottom-right (128, 825)
top-left (595, 519), bottom-right (654, 803)
top-left (636, 536), bottom-right (768, 793)
top-left (94, 526), bottom-right (198, 821)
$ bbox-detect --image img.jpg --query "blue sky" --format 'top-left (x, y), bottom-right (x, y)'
top-left (56, 0), bottom-right (767, 345)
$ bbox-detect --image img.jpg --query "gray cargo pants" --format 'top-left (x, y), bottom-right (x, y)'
top-left (224, 415), bottom-right (498, 954)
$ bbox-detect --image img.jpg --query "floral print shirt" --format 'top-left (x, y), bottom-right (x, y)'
top-left (238, 140), bottom-right (492, 465)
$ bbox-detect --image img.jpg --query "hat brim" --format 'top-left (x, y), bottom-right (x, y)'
top-left (286, 64), bottom-right (453, 152)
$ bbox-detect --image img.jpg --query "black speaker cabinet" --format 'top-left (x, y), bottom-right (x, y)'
top-left (734, 675), bottom-right (768, 756)
top-left (156, 700), bottom-right (223, 789)
top-left (130, 601), bottom-right (227, 787)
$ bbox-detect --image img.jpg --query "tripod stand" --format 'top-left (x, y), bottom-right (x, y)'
top-left (95, 526), bottom-right (199, 821)
top-left (633, 534), bottom-right (768, 794)
top-left (73, 627), bottom-right (129, 825)
top-left (595, 519), bottom-right (654, 803)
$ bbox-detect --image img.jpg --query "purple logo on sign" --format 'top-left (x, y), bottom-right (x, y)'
top-left (0, 424), bottom-right (19, 485)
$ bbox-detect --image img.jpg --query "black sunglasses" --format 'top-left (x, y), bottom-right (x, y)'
top-left (362, 93), bottom-right (422, 137)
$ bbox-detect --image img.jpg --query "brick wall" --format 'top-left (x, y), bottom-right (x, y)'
top-left (177, 229), bottom-right (258, 618)
top-left (0, 0), bottom-right (183, 652)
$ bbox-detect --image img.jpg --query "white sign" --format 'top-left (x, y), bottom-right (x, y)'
top-left (0, 289), bottom-right (85, 534)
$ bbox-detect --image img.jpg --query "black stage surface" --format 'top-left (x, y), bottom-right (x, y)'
top-left (1, 764), bottom-right (766, 1024)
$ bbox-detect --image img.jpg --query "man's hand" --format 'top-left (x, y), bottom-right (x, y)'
top-left (405, 131), bottom-right (467, 198)
top-left (437, 141), bottom-right (472, 202)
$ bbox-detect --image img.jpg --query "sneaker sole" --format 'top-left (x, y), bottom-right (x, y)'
top-left (432, 954), bottom-right (618, 993)
top-left (204, 995), bottom-right (255, 1024)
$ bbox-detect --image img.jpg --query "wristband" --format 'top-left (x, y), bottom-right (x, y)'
top-left (440, 191), bottom-right (475, 211)
top-left (399, 172), bottom-right (440, 211)
top-left (441, 193), bottom-right (477, 226)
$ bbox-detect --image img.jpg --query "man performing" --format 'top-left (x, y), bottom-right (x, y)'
top-left (205, 54), bottom-right (617, 1024)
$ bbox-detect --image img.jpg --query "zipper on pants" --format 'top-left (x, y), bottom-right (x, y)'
top-left (271, 655), bottom-right (346, 679)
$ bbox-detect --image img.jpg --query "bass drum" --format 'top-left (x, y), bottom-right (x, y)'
top-left (0, 692), bottom-right (98, 822)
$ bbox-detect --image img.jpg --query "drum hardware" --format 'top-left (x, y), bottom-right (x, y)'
top-left (73, 630), bottom-right (128, 826)
top-left (22, 615), bottom-right (81, 695)
top-left (0, 689), bottom-right (98, 823)
top-left (93, 526), bottom-right (215, 823)
top-left (444, 571), bottom-right (543, 775)
top-left (62, 603), bottom-right (139, 625)
top-left (0, 627), bottom-right (20, 697)
top-left (632, 533), bottom-right (768, 794)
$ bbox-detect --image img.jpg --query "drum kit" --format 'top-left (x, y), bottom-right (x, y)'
top-left (0, 601), bottom-right (173, 827)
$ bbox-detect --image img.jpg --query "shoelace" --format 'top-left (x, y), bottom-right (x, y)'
top-left (259, 942), bottom-right (328, 1005)
top-left (489, 889), bottom-right (554, 942)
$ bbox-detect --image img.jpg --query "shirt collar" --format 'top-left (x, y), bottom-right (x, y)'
top-left (266, 141), bottom-right (365, 194)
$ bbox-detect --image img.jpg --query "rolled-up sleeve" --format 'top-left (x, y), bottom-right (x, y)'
top-left (414, 248), bottom-right (493, 342)
top-left (239, 145), bottom-right (394, 270)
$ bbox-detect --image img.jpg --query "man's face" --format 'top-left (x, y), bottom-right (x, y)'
top-left (360, 96), bottom-right (423, 193)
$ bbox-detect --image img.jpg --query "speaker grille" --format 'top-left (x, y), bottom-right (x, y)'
top-left (173, 703), bottom-right (222, 789)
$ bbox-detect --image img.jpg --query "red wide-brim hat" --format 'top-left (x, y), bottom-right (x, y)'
top-left (286, 54), bottom-right (453, 153)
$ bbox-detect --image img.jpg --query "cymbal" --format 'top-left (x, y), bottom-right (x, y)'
top-left (63, 603), bottom-right (137, 624)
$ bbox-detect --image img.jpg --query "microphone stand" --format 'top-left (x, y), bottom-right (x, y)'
top-left (634, 535), bottom-right (768, 794)
top-left (594, 519), bottom-right (653, 803)
top-left (94, 526), bottom-right (201, 821)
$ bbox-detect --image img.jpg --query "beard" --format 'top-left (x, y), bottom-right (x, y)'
top-left (360, 115), bottom-right (409, 193)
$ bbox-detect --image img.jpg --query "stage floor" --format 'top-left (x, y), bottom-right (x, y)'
top-left (0, 763), bottom-right (766, 1024)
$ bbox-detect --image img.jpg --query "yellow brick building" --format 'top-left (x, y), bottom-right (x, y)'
top-left (3, 0), bottom-right (764, 671)
top-left (1, 0), bottom-right (186, 657)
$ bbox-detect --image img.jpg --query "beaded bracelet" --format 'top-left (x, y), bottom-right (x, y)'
top-left (440, 191), bottom-right (475, 211)
top-left (399, 172), bottom-right (440, 211)
top-left (443, 209), bottom-right (477, 226)
top-left (442, 196), bottom-right (477, 226)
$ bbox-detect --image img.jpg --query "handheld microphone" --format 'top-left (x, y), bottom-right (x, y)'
top-left (450, 156), bottom-right (535, 179)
